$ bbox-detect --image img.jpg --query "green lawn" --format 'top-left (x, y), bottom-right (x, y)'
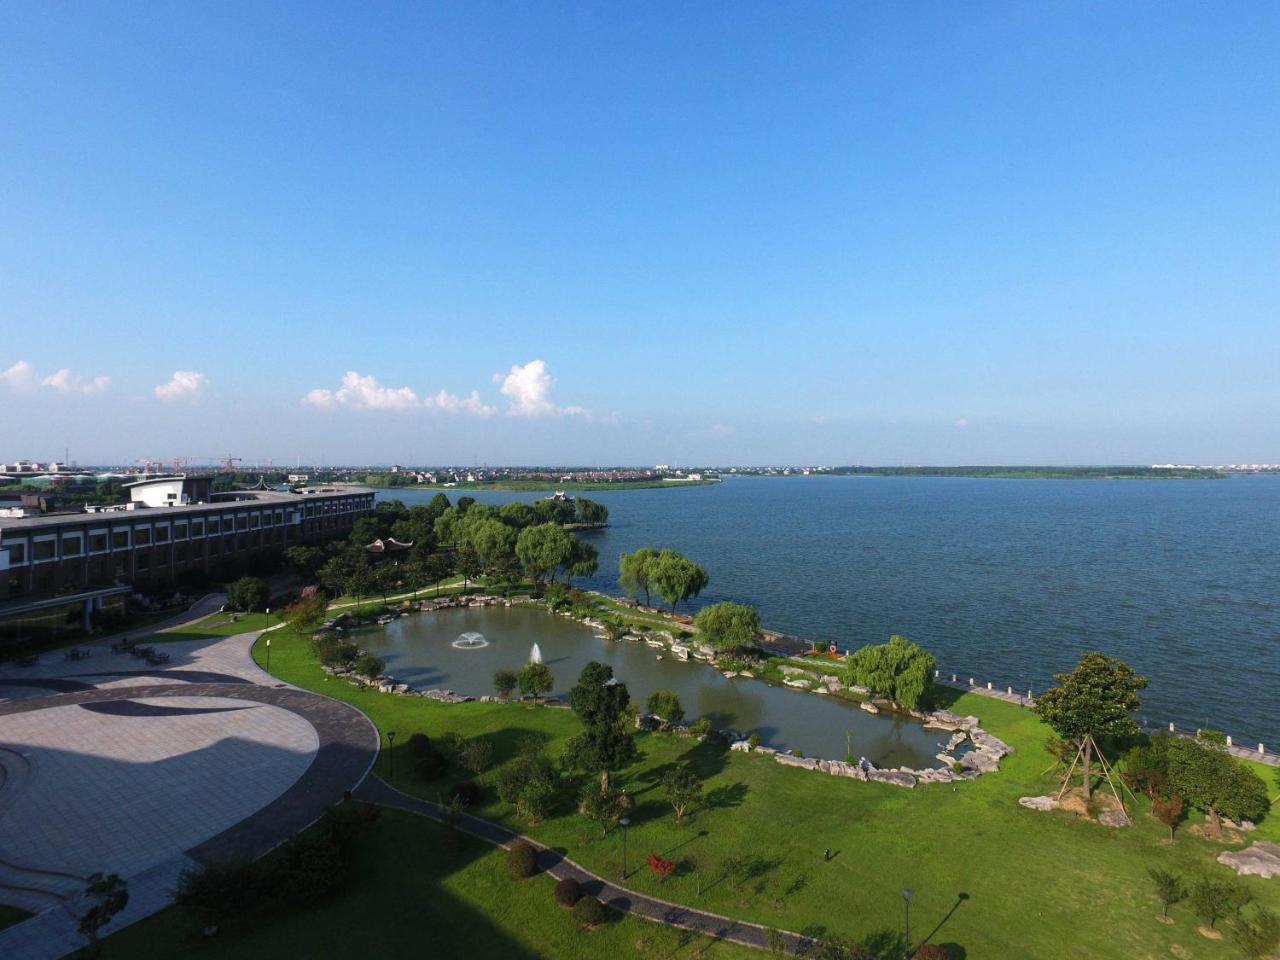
top-left (246, 622), bottom-right (1280, 960)
top-left (100, 810), bottom-right (756, 960)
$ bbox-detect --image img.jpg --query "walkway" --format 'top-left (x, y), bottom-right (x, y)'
top-left (356, 777), bottom-right (812, 955)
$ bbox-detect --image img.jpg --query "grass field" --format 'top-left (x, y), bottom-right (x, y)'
top-left (235, 618), bottom-right (1280, 960)
top-left (100, 810), bottom-right (756, 960)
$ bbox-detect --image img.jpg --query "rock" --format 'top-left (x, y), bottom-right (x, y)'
top-left (731, 739), bottom-right (752, 753)
top-left (970, 729), bottom-right (1012, 757)
top-left (1099, 809), bottom-right (1132, 828)
top-left (784, 678), bottom-right (811, 688)
top-left (1218, 842), bottom-right (1280, 879)
top-left (867, 769), bottom-right (916, 788)
top-left (1019, 795), bottom-right (1059, 812)
top-left (774, 753), bottom-right (822, 771)
top-left (779, 665), bottom-right (810, 677)
top-left (859, 701), bottom-right (880, 714)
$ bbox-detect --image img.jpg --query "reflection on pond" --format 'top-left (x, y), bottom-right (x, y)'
top-left (356, 606), bottom-right (949, 768)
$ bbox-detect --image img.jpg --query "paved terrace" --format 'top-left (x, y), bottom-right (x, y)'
top-left (0, 606), bottom-right (379, 960)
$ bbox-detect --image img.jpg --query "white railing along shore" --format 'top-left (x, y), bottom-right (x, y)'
top-left (934, 670), bottom-right (1278, 769)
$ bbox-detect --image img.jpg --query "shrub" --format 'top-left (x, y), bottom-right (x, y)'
top-left (227, 576), bottom-right (269, 612)
top-left (554, 877), bottom-right (582, 908)
top-left (407, 733), bottom-right (433, 758)
top-left (1237, 907), bottom-right (1280, 959)
top-left (645, 690), bottom-right (684, 725)
top-left (315, 638), bottom-right (360, 669)
top-left (354, 653), bottom-right (385, 680)
top-left (415, 751), bottom-right (446, 780)
top-left (748, 732), bottom-right (761, 749)
top-left (497, 747), bottom-right (558, 822)
top-left (1190, 875), bottom-right (1250, 930)
top-left (507, 841), bottom-right (539, 879)
top-left (647, 853), bottom-right (674, 880)
top-left (690, 718), bottom-right (713, 738)
top-left (915, 947), bottom-right (950, 960)
top-left (493, 670), bottom-right (518, 700)
top-left (173, 860), bottom-right (261, 926)
top-left (449, 780), bottom-right (480, 807)
top-left (572, 895), bottom-right (607, 929)
top-left (1148, 868), bottom-right (1186, 919)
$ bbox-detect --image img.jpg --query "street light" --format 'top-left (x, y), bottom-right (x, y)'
top-left (618, 816), bottom-right (631, 881)
top-left (387, 730), bottom-right (397, 780)
top-left (264, 608), bottom-right (271, 672)
top-left (901, 888), bottom-right (914, 959)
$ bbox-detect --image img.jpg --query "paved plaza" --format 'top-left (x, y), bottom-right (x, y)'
top-left (0, 607), bottom-right (379, 960)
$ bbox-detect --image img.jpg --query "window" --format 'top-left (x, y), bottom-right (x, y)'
top-left (274, 510), bottom-right (283, 525)
top-left (4, 541), bottom-right (25, 564)
top-left (236, 514), bottom-right (248, 531)
top-left (112, 530), bottom-right (130, 549)
top-left (176, 543), bottom-right (187, 562)
top-left (191, 520), bottom-right (204, 537)
top-left (155, 526), bottom-right (170, 543)
top-left (262, 511), bottom-right (272, 527)
top-left (134, 527), bottom-right (152, 546)
top-left (62, 535), bottom-right (83, 556)
top-left (207, 518), bottom-right (220, 535)
top-left (89, 533), bottom-right (108, 553)
top-left (174, 523), bottom-right (187, 539)
top-left (249, 513), bottom-right (260, 529)
top-left (136, 553), bottom-right (150, 571)
top-left (33, 539), bottom-right (56, 561)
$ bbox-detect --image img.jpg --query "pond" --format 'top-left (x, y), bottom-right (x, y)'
top-left (354, 606), bottom-right (950, 768)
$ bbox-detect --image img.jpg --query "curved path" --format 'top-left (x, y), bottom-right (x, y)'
top-left (356, 777), bottom-right (812, 955)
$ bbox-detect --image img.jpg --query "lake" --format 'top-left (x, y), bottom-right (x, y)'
top-left (355, 605), bottom-right (948, 767)
top-left (377, 475), bottom-right (1280, 746)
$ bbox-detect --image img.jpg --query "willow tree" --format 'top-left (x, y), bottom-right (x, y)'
top-left (619, 547), bottom-right (660, 606)
top-left (844, 635), bottom-right (936, 711)
top-left (1033, 652), bottom-right (1146, 801)
top-left (650, 549), bottom-right (709, 612)
top-left (516, 522), bottom-right (573, 585)
top-left (693, 602), bottom-right (761, 656)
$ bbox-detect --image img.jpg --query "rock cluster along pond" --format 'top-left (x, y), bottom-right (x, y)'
top-left (313, 592), bottom-right (1014, 786)
top-left (728, 706), bottom-right (1012, 788)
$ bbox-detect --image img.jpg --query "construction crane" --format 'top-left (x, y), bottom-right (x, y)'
top-left (136, 455), bottom-right (241, 474)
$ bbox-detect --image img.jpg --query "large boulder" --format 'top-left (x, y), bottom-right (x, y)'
top-left (868, 769), bottom-right (916, 788)
top-left (1218, 842), bottom-right (1280, 879)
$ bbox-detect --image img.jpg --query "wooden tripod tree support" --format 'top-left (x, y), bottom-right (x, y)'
top-left (1056, 734), bottom-right (1133, 815)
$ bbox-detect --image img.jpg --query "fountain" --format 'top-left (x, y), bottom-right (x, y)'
top-left (529, 642), bottom-right (543, 664)
top-left (452, 632), bottom-right (489, 650)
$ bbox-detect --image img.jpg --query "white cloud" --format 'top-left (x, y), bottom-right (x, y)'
top-left (154, 370), bottom-right (208, 403)
top-left (302, 372), bottom-right (496, 416)
top-left (0, 360), bottom-right (38, 393)
top-left (495, 359), bottom-right (588, 418)
top-left (2, 360), bottom-right (109, 395)
top-left (42, 368), bottom-right (110, 395)
top-left (955, 417), bottom-right (970, 428)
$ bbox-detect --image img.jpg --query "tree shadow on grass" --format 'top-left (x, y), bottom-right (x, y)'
top-left (704, 782), bottom-right (749, 810)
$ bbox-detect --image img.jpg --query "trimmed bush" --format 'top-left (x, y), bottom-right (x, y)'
top-left (406, 733), bottom-right (433, 758)
top-left (449, 780), bottom-right (481, 807)
top-left (507, 841), bottom-right (539, 879)
top-left (354, 653), bottom-right (385, 680)
top-left (572, 895), bottom-right (608, 929)
top-left (915, 946), bottom-right (951, 960)
top-left (554, 876), bottom-right (582, 908)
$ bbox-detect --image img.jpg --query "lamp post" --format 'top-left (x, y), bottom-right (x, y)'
top-left (901, 888), bottom-right (914, 959)
top-left (264, 608), bottom-right (271, 672)
top-left (618, 816), bottom-right (631, 881)
top-left (387, 730), bottom-right (397, 780)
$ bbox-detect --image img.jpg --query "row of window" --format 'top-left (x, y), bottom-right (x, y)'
top-left (1, 496), bottom-right (369, 566)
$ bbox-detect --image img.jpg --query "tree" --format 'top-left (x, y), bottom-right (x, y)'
top-left (516, 523), bottom-right (573, 584)
top-left (77, 872), bottom-right (128, 954)
top-left (564, 539), bottom-right (598, 585)
top-left (1189, 875), bottom-right (1250, 931)
top-left (355, 653), bottom-right (385, 680)
top-left (693, 602), bottom-right (761, 656)
top-left (460, 517), bottom-right (517, 579)
top-left (650, 549), bottom-right (709, 612)
top-left (424, 492), bottom-right (452, 518)
top-left (318, 548), bottom-right (374, 611)
top-left (493, 669), bottom-right (519, 700)
top-left (1032, 652), bottom-right (1147, 801)
top-left (497, 749), bottom-right (557, 823)
top-left (283, 595), bottom-right (327, 634)
top-left (1166, 732), bottom-right (1269, 836)
top-left (1152, 794), bottom-right (1185, 842)
top-left (663, 764), bottom-right (703, 822)
top-left (227, 576), bottom-right (269, 612)
top-left (424, 552), bottom-right (451, 595)
top-left (566, 661), bottom-right (638, 794)
top-left (1148, 867), bottom-right (1186, 918)
top-left (575, 498), bottom-right (608, 528)
top-left (284, 545), bottom-right (327, 582)
top-left (400, 556), bottom-right (433, 601)
top-left (454, 541), bottom-right (483, 591)
top-left (1236, 907), bottom-right (1280, 960)
top-left (499, 501), bottom-right (537, 529)
top-left (844, 635), bottom-right (937, 711)
top-left (577, 782), bottom-right (629, 836)
top-left (517, 661), bottom-right (554, 700)
top-left (456, 495), bottom-right (476, 514)
top-left (618, 547), bottom-right (659, 606)
top-left (645, 689), bottom-right (685, 726)
top-left (433, 508), bottom-right (459, 546)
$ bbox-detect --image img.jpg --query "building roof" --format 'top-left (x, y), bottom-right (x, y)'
top-left (0, 486), bottom-right (374, 534)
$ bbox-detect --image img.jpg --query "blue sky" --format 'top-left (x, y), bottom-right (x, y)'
top-left (1, 3), bottom-right (1277, 466)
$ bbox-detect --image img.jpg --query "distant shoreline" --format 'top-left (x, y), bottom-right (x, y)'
top-left (736, 466), bottom-right (1228, 481)
top-left (382, 478), bottom-right (723, 493)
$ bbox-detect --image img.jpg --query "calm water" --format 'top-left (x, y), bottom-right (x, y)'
top-left (356, 605), bottom-right (947, 767)
top-left (379, 476), bottom-right (1280, 745)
